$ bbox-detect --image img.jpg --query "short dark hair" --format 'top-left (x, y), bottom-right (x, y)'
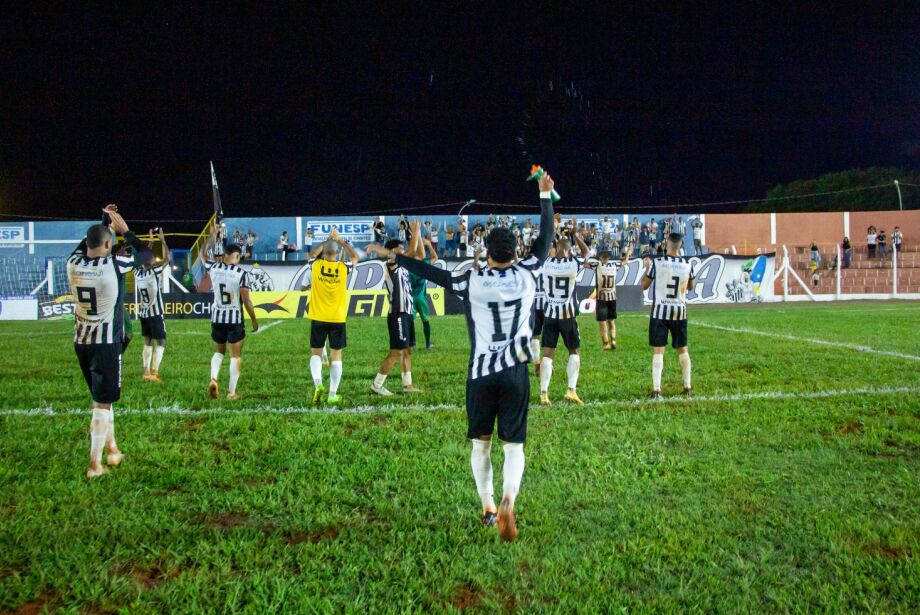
top-left (597, 250), bottom-right (613, 260)
top-left (384, 238), bottom-right (402, 250)
top-left (225, 243), bottom-right (242, 256)
top-left (486, 228), bottom-right (516, 263)
top-left (86, 224), bottom-right (112, 249)
top-left (668, 232), bottom-right (683, 244)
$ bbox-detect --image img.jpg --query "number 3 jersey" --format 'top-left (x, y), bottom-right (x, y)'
top-left (646, 255), bottom-right (695, 320)
top-left (134, 264), bottom-right (166, 318)
top-left (205, 260), bottom-right (250, 324)
top-left (449, 255), bottom-right (542, 379)
top-left (541, 256), bottom-right (582, 319)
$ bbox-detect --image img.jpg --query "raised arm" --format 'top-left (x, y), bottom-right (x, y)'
top-left (530, 173), bottom-right (556, 262)
top-left (158, 228), bottom-right (171, 266)
top-left (571, 219), bottom-right (589, 258)
top-left (308, 243), bottom-right (325, 260)
top-left (395, 254), bottom-right (452, 288)
top-left (408, 220), bottom-right (424, 259)
top-left (425, 238), bottom-right (438, 266)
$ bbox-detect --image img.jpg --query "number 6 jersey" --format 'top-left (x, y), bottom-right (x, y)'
top-left (646, 255), bottom-right (695, 320)
top-left (205, 260), bottom-right (250, 324)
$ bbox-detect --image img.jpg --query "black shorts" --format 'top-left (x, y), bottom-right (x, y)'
top-left (466, 362), bottom-right (530, 443)
top-left (311, 320), bottom-right (347, 350)
top-left (387, 313), bottom-right (415, 350)
top-left (140, 315), bottom-right (167, 341)
top-left (211, 322), bottom-right (246, 345)
top-left (74, 343), bottom-right (122, 404)
top-left (541, 317), bottom-right (581, 350)
top-left (595, 299), bottom-right (617, 322)
top-left (533, 307), bottom-right (545, 338)
top-left (649, 317), bottom-right (688, 349)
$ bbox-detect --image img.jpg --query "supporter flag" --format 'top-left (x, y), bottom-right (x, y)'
top-left (210, 161), bottom-right (224, 221)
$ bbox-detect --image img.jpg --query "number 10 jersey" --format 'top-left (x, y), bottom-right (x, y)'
top-left (448, 255), bottom-right (541, 379)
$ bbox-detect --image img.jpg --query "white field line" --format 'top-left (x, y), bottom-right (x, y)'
top-left (252, 320), bottom-right (284, 335)
top-left (3, 385), bottom-right (918, 417)
top-left (695, 321), bottom-right (920, 362)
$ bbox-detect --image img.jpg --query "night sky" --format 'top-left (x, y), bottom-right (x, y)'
top-left (2, 4), bottom-right (919, 222)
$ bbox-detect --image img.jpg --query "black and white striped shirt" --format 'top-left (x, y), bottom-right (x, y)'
top-left (646, 255), bottom-right (695, 320)
top-left (67, 237), bottom-right (146, 345)
top-left (450, 255), bottom-right (541, 379)
top-left (533, 266), bottom-right (546, 311)
top-left (541, 256), bottom-right (582, 319)
top-left (135, 264), bottom-right (166, 318)
top-left (385, 261), bottom-right (413, 315)
top-left (592, 260), bottom-right (618, 301)
top-left (205, 260), bottom-right (250, 324)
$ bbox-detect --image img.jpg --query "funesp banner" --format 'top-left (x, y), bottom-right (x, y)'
top-left (0, 226), bottom-right (26, 249)
top-left (305, 220), bottom-right (375, 243)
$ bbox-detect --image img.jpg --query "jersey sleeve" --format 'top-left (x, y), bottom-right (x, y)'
top-left (689, 262), bottom-right (696, 281)
top-left (516, 254), bottom-right (541, 272)
top-left (204, 259), bottom-right (216, 271)
top-left (449, 269), bottom-right (472, 298)
top-left (240, 270), bottom-right (250, 289)
top-left (115, 255), bottom-right (138, 275)
top-left (645, 259), bottom-right (656, 280)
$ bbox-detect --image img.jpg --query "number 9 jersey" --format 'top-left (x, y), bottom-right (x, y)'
top-left (646, 255), bottom-right (695, 321)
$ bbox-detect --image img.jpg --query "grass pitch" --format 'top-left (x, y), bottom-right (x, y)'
top-left (1, 302), bottom-right (919, 612)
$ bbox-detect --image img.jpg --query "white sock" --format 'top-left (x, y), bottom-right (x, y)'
top-left (210, 352), bottom-right (224, 380)
top-left (540, 357), bottom-right (553, 393)
top-left (153, 345), bottom-right (164, 372)
top-left (567, 354), bottom-right (581, 390)
top-left (679, 353), bottom-right (691, 388)
top-left (329, 361), bottom-right (343, 395)
top-left (470, 439), bottom-right (495, 511)
top-left (105, 410), bottom-right (117, 450)
top-left (530, 338), bottom-right (541, 358)
top-left (310, 354), bottom-right (323, 387)
top-left (502, 442), bottom-right (526, 506)
top-left (374, 373), bottom-right (387, 388)
top-left (142, 345), bottom-right (152, 371)
top-left (402, 371), bottom-right (412, 387)
top-left (228, 357), bottom-right (241, 394)
top-left (90, 409), bottom-right (110, 465)
top-left (652, 354), bottom-right (664, 390)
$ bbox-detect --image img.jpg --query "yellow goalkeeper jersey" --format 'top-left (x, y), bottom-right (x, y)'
top-left (307, 259), bottom-right (351, 323)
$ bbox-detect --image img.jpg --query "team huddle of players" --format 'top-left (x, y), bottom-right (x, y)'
top-left (66, 173), bottom-right (696, 541)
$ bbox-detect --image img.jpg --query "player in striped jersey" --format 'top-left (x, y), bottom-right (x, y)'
top-left (365, 237), bottom-right (421, 395)
top-left (135, 228), bottom-right (170, 382)
top-left (67, 205), bottom-right (153, 478)
top-left (530, 254), bottom-right (547, 376)
top-left (539, 220), bottom-right (589, 406)
top-left (585, 250), bottom-right (621, 350)
top-left (202, 236), bottom-right (260, 401)
top-left (642, 233), bottom-right (696, 398)
top-left (395, 172), bottom-right (555, 541)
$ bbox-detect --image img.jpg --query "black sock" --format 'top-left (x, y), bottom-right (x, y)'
top-left (121, 335), bottom-right (132, 355)
top-left (423, 320), bottom-right (431, 346)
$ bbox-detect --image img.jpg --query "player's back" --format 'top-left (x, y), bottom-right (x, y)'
top-left (594, 260), bottom-right (618, 300)
top-left (541, 256), bottom-right (581, 319)
top-left (308, 258), bottom-right (350, 323)
top-left (67, 254), bottom-right (125, 344)
top-left (649, 255), bottom-right (694, 320)
top-left (206, 260), bottom-right (248, 324)
top-left (135, 265), bottom-right (165, 318)
top-left (461, 262), bottom-right (539, 378)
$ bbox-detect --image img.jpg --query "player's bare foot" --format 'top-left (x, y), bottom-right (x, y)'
top-left (371, 384), bottom-right (393, 396)
top-left (602, 343), bottom-right (611, 351)
top-left (402, 385), bottom-right (422, 394)
top-left (481, 511), bottom-right (498, 527)
top-left (106, 452), bottom-right (125, 467)
top-left (143, 371), bottom-right (153, 381)
top-left (650, 390), bottom-right (661, 399)
top-left (539, 392), bottom-right (551, 406)
top-left (148, 373), bottom-right (163, 383)
top-left (208, 379), bottom-right (219, 399)
top-left (497, 497), bottom-right (517, 542)
top-left (683, 386), bottom-right (692, 398)
top-left (564, 389), bottom-right (584, 405)
top-left (226, 392), bottom-right (241, 401)
top-left (86, 466), bottom-right (107, 479)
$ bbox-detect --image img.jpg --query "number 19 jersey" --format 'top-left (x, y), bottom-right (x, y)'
top-left (542, 256), bottom-right (582, 319)
top-left (646, 255), bottom-right (695, 320)
top-left (205, 260), bottom-right (250, 324)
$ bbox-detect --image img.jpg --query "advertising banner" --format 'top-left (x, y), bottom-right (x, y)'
top-left (0, 226), bottom-right (26, 249)
top-left (0, 295), bottom-right (38, 320)
top-left (249, 290), bottom-right (446, 319)
top-left (304, 220), bottom-right (375, 243)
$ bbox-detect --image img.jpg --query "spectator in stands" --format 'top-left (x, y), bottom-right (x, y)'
top-left (638, 224), bottom-right (650, 256)
top-left (457, 218), bottom-right (467, 257)
top-left (867, 226), bottom-right (877, 258)
top-left (279, 231), bottom-right (296, 258)
top-left (691, 217), bottom-right (703, 255)
top-left (428, 222), bottom-right (440, 255)
top-left (444, 224), bottom-right (456, 258)
top-left (811, 262), bottom-right (820, 287)
top-left (245, 230), bottom-right (257, 258)
top-left (842, 236), bottom-right (852, 268)
top-left (877, 229), bottom-right (888, 262)
top-left (373, 218), bottom-right (386, 244)
top-left (303, 228), bottom-right (314, 255)
top-left (810, 242), bottom-right (821, 268)
top-left (397, 216), bottom-right (408, 243)
top-left (892, 226), bottom-right (902, 254)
